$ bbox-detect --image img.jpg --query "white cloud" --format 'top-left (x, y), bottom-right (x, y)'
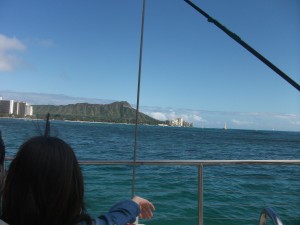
top-left (0, 34), bottom-right (26, 51)
top-left (0, 34), bottom-right (26, 72)
top-left (147, 112), bottom-right (168, 121)
top-left (231, 119), bottom-right (254, 125)
top-left (192, 114), bottom-right (204, 122)
top-left (145, 110), bottom-right (177, 121)
top-left (274, 113), bottom-right (299, 120)
top-left (273, 113), bottom-right (300, 126)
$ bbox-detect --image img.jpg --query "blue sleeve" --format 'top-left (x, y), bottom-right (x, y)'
top-left (94, 200), bottom-right (140, 225)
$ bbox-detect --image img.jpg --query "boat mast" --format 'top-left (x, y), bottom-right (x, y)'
top-left (184, 0), bottom-right (300, 92)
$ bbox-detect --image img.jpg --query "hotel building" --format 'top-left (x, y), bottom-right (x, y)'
top-left (0, 97), bottom-right (33, 117)
top-left (169, 118), bottom-right (193, 127)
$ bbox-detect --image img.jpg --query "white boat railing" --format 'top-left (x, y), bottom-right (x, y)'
top-left (77, 160), bottom-right (300, 225)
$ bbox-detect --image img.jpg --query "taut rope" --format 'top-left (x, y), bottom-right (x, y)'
top-left (184, 0), bottom-right (300, 92)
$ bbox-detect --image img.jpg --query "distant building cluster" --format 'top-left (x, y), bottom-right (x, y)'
top-left (168, 118), bottom-right (193, 127)
top-left (0, 97), bottom-right (33, 117)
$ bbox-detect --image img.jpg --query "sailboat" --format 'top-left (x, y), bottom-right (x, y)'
top-left (223, 122), bottom-right (227, 130)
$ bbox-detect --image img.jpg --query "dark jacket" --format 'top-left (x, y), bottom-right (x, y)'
top-left (76, 200), bottom-right (140, 225)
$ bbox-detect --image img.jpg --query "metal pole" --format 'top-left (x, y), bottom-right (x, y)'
top-left (198, 164), bottom-right (204, 225)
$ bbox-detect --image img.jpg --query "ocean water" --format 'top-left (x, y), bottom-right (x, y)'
top-left (0, 118), bottom-right (299, 225)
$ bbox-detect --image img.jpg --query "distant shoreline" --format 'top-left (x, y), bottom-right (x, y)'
top-left (0, 116), bottom-right (153, 127)
top-left (1, 117), bottom-right (299, 133)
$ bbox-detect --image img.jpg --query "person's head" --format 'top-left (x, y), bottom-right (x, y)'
top-left (1, 136), bottom-right (89, 225)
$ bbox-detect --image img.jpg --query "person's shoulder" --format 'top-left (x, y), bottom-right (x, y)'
top-left (0, 219), bottom-right (9, 225)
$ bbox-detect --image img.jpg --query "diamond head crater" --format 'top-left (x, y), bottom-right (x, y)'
top-left (32, 101), bottom-right (162, 125)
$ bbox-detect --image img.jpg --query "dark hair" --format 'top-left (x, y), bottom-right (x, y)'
top-left (1, 136), bottom-right (91, 225)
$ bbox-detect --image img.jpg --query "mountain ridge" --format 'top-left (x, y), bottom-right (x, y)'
top-left (32, 101), bottom-right (163, 125)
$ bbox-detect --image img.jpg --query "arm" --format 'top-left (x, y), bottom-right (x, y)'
top-left (96, 200), bottom-right (140, 225)
top-left (94, 197), bottom-right (155, 225)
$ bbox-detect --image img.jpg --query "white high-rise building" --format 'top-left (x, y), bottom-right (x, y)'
top-left (0, 98), bottom-right (33, 116)
top-left (13, 101), bottom-right (20, 115)
top-left (25, 104), bottom-right (33, 116)
top-left (0, 100), bottom-right (14, 114)
top-left (18, 102), bottom-right (26, 117)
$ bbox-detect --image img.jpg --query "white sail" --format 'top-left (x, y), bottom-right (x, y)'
top-left (224, 122), bottom-right (227, 130)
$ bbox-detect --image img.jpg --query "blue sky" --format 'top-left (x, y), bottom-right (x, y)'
top-left (0, 0), bottom-right (299, 131)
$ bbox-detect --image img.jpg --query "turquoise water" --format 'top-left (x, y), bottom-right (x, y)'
top-left (1, 118), bottom-right (299, 225)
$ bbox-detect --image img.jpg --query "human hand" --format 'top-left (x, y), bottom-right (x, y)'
top-left (132, 196), bottom-right (155, 219)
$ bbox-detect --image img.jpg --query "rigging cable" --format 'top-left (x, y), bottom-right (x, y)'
top-left (184, 0), bottom-right (300, 92)
top-left (132, 0), bottom-right (146, 198)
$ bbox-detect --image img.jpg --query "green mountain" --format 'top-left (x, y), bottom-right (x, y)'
top-left (32, 101), bottom-right (163, 125)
